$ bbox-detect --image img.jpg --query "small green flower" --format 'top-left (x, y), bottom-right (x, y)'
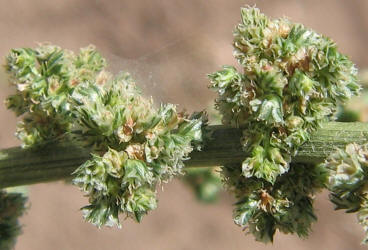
top-left (251, 95), bottom-right (283, 124)
top-left (183, 167), bottom-right (222, 203)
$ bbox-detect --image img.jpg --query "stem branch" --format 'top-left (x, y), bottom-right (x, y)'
top-left (1, 122), bottom-right (367, 188)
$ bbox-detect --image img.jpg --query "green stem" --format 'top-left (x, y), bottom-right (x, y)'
top-left (0, 122), bottom-right (367, 188)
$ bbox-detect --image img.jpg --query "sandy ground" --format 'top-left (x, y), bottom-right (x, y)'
top-left (1, 1), bottom-right (368, 249)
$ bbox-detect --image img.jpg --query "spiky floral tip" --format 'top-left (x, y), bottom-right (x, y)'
top-left (210, 6), bottom-right (359, 242)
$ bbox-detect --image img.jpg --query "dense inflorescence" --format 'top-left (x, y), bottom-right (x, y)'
top-left (0, 191), bottom-right (27, 250)
top-left (321, 143), bottom-right (368, 244)
top-left (5, 45), bottom-right (105, 148)
top-left (5, 45), bottom-right (203, 227)
top-left (4, 6), bottom-right (367, 247)
top-left (209, 7), bottom-right (360, 242)
top-left (71, 74), bottom-right (203, 226)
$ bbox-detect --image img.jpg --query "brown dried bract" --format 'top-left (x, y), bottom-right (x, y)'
top-left (123, 117), bottom-right (135, 136)
top-left (259, 190), bottom-right (274, 212)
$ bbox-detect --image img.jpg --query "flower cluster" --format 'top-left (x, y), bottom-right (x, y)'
top-left (0, 191), bottom-right (27, 250)
top-left (5, 45), bottom-right (203, 227)
top-left (71, 73), bottom-right (203, 226)
top-left (321, 143), bottom-right (368, 244)
top-left (209, 7), bottom-right (360, 242)
top-left (223, 162), bottom-right (327, 242)
top-left (5, 44), bottom-right (105, 148)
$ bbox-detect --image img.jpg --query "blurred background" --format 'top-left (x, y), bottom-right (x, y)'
top-left (1, 0), bottom-right (368, 249)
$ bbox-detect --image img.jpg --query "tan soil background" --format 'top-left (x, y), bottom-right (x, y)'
top-left (1, 1), bottom-right (368, 249)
